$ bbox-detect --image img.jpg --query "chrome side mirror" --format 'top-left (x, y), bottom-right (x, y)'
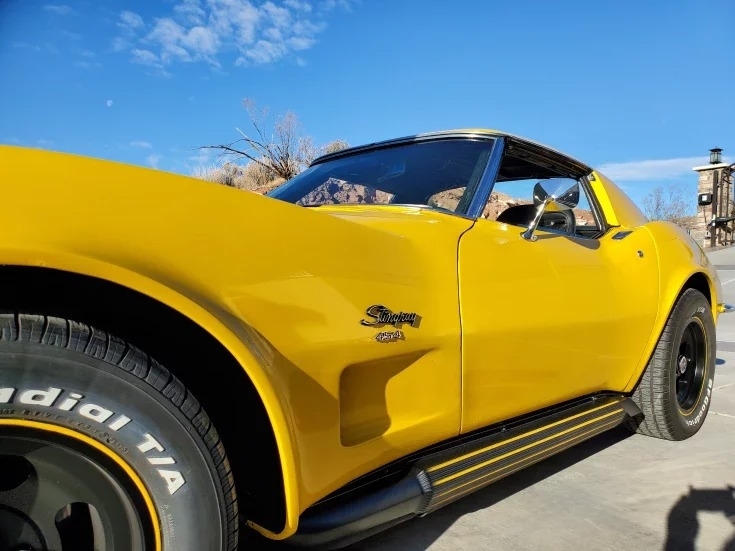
top-left (522, 180), bottom-right (580, 241)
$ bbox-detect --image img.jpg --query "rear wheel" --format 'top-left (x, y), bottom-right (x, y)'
top-left (625, 288), bottom-right (716, 440)
top-left (0, 312), bottom-right (239, 550)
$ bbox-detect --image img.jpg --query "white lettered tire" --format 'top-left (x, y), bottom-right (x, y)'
top-left (0, 313), bottom-right (238, 550)
top-left (625, 289), bottom-right (716, 440)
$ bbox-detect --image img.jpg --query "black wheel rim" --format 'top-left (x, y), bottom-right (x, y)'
top-left (675, 319), bottom-right (707, 411)
top-left (0, 424), bottom-right (155, 551)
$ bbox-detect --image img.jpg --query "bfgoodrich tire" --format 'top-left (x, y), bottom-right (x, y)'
top-left (0, 313), bottom-right (238, 550)
top-left (625, 288), bottom-right (716, 441)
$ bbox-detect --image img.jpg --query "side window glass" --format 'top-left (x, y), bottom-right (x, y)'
top-left (427, 187), bottom-right (467, 212)
top-left (484, 177), bottom-right (602, 238)
top-left (573, 185), bottom-right (599, 232)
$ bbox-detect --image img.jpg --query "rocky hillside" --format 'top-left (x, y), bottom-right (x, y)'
top-left (296, 178), bottom-right (393, 205)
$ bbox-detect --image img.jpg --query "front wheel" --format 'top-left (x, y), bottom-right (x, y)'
top-left (625, 288), bottom-right (716, 440)
top-left (0, 313), bottom-right (239, 550)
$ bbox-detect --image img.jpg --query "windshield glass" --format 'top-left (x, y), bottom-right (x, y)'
top-left (267, 138), bottom-right (496, 214)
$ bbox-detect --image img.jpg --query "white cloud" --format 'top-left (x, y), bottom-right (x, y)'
top-left (243, 39), bottom-right (287, 64)
top-left (174, 0), bottom-right (207, 24)
top-left (284, 0), bottom-right (312, 11)
top-left (131, 49), bottom-right (161, 66)
top-left (130, 140), bottom-right (153, 149)
top-left (119, 10), bottom-right (144, 30)
top-left (319, 0), bottom-right (355, 11)
top-left (12, 42), bottom-right (42, 52)
top-left (113, 0), bottom-right (346, 70)
top-left (597, 155), bottom-right (733, 182)
top-left (106, 99), bottom-right (113, 107)
top-left (43, 4), bottom-right (73, 15)
top-left (113, 10), bottom-right (145, 52)
top-left (287, 36), bottom-right (315, 50)
top-left (262, 2), bottom-right (292, 28)
top-left (146, 154), bottom-right (162, 168)
top-left (188, 152), bottom-right (211, 165)
top-left (112, 37), bottom-right (130, 52)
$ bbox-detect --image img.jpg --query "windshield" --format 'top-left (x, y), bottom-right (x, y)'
top-left (267, 138), bottom-right (496, 215)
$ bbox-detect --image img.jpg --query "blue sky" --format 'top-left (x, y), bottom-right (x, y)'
top-left (1, 0), bottom-right (734, 209)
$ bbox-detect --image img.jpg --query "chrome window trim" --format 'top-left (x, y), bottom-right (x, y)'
top-left (463, 137), bottom-right (505, 219)
top-left (311, 131), bottom-right (504, 166)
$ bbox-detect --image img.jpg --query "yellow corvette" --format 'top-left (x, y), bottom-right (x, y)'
top-left (0, 129), bottom-right (727, 550)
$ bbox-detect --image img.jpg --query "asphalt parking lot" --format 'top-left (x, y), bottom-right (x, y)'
top-left (253, 247), bottom-right (735, 551)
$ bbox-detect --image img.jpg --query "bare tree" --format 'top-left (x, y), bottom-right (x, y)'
top-left (321, 139), bottom-right (351, 156)
top-left (192, 162), bottom-right (242, 188)
top-left (642, 184), bottom-right (696, 228)
top-left (199, 98), bottom-right (319, 181)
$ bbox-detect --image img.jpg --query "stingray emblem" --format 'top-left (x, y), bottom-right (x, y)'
top-left (361, 305), bottom-right (420, 328)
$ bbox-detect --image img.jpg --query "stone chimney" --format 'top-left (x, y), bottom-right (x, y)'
top-left (692, 148), bottom-right (731, 248)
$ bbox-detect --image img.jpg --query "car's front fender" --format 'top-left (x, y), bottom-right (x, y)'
top-left (623, 221), bottom-right (722, 392)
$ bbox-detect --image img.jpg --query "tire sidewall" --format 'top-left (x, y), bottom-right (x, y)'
top-left (665, 290), bottom-right (716, 437)
top-left (0, 342), bottom-right (227, 550)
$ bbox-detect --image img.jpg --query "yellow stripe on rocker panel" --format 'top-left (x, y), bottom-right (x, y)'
top-left (434, 408), bottom-right (624, 487)
top-left (426, 398), bottom-right (623, 474)
top-left (428, 417), bottom-right (623, 511)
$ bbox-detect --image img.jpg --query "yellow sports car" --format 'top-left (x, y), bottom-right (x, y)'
top-left (0, 129), bottom-right (727, 550)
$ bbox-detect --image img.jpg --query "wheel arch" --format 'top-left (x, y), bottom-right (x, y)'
top-left (0, 264), bottom-right (300, 539)
top-left (678, 271), bottom-right (712, 308)
top-left (624, 268), bottom-right (717, 393)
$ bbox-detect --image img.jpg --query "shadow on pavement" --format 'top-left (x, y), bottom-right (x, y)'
top-left (239, 425), bottom-right (633, 550)
top-left (664, 485), bottom-right (735, 551)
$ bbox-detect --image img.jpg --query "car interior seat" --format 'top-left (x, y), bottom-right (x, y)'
top-left (496, 204), bottom-right (576, 235)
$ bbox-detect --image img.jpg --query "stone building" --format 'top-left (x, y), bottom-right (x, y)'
top-left (691, 148), bottom-right (734, 248)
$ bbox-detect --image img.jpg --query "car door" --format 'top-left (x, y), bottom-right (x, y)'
top-left (457, 176), bottom-right (661, 434)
